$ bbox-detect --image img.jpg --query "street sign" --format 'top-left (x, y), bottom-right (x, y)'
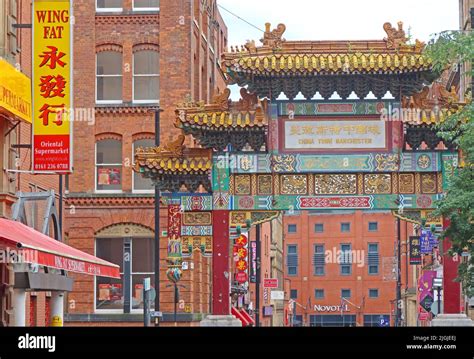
top-left (420, 295), bottom-right (434, 313)
top-left (409, 236), bottom-right (421, 265)
top-left (144, 277), bottom-right (151, 291)
top-left (264, 278), bottom-right (278, 288)
top-left (271, 290), bottom-right (284, 300)
top-left (235, 272), bottom-right (248, 283)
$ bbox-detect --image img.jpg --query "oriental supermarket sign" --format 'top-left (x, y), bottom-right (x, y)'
top-left (32, 0), bottom-right (73, 173)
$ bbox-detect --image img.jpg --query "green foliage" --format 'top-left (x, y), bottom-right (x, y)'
top-left (427, 30), bottom-right (474, 297)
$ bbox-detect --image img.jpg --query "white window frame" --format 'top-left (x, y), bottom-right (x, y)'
top-left (95, 141), bottom-right (123, 194)
top-left (96, 0), bottom-right (123, 13)
top-left (132, 140), bottom-right (155, 194)
top-left (132, 51), bottom-right (160, 104)
top-left (94, 238), bottom-right (154, 314)
top-left (96, 52), bottom-right (123, 105)
top-left (132, 0), bottom-right (160, 12)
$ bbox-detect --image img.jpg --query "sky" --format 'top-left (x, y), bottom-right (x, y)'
top-left (217, 0), bottom-right (460, 99)
top-left (218, 0), bottom-right (460, 46)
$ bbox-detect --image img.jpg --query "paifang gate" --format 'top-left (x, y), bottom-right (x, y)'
top-left (134, 22), bottom-right (464, 320)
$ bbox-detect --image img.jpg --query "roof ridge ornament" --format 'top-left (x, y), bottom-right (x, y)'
top-left (383, 21), bottom-right (409, 49)
top-left (260, 22), bottom-right (286, 50)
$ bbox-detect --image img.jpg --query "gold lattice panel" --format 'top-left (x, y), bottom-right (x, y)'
top-left (234, 175), bottom-right (252, 195)
top-left (280, 175), bottom-right (308, 195)
top-left (421, 173), bottom-right (437, 194)
top-left (314, 174), bottom-right (357, 195)
top-left (364, 174), bottom-right (392, 194)
top-left (399, 173), bottom-right (415, 194)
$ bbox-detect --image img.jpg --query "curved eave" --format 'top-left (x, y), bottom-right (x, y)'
top-left (223, 53), bottom-right (432, 79)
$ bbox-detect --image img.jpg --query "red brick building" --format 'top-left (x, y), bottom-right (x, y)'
top-left (0, 0), bottom-right (65, 327)
top-left (64, 0), bottom-right (227, 326)
top-left (283, 210), bottom-right (414, 327)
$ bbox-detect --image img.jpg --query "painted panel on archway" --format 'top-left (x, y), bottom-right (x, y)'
top-left (283, 119), bottom-right (388, 152)
top-left (229, 152), bottom-right (442, 174)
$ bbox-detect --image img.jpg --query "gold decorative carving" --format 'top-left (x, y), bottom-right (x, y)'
top-left (234, 175), bottom-right (252, 195)
top-left (415, 173), bottom-right (421, 194)
top-left (314, 174), bottom-right (357, 195)
top-left (260, 23), bottom-right (286, 49)
top-left (96, 223), bottom-right (154, 238)
top-left (182, 236), bottom-right (212, 255)
top-left (230, 211), bottom-right (250, 227)
top-left (364, 174), bottom-right (392, 194)
top-left (392, 173), bottom-right (399, 194)
top-left (257, 175), bottom-right (273, 195)
top-left (281, 175), bottom-right (307, 195)
top-left (183, 212), bottom-right (212, 226)
top-left (399, 174), bottom-right (415, 194)
top-left (383, 21), bottom-right (408, 49)
top-left (251, 174), bottom-right (258, 196)
top-left (357, 174), bottom-right (364, 194)
top-left (421, 173), bottom-right (437, 194)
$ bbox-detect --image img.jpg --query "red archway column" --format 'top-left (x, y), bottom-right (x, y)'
top-left (212, 210), bottom-right (231, 315)
top-left (442, 218), bottom-right (462, 314)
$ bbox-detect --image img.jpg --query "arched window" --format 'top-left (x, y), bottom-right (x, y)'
top-left (95, 138), bottom-right (122, 192)
top-left (133, 50), bottom-right (159, 103)
top-left (96, 51), bottom-right (123, 103)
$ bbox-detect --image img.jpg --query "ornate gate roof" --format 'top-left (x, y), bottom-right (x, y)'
top-left (222, 22), bottom-right (436, 99)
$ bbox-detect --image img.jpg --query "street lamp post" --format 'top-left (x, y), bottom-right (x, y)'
top-left (154, 109), bottom-right (161, 325)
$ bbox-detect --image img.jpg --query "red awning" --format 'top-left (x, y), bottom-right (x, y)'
top-left (239, 308), bottom-right (255, 326)
top-left (231, 306), bottom-right (250, 327)
top-left (0, 218), bottom-right (120, 278)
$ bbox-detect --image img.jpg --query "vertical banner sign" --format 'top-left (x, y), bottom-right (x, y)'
top-left (166, 204), bottom-right (183, 283)
top-left (250, 241), bottom-right (257, 283)
top-left (409, 236), bottom-right (421, 265)
top-left (33, 0), bottom-right (73, 173)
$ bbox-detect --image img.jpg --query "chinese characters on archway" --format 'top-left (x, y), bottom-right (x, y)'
top-left (33, 1), bottom-right (72, 173)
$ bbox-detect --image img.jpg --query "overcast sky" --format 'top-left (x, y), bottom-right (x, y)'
top-left (218, 0), bottom-right (459, 47)
top-left (217, 0), bottom-right (460, 100)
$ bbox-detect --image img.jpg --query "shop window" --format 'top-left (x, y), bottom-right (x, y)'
top-left (96, 139), bottom-right (122, 192)
top-left (95, 237), bottom-right (154, 311)
top-left (133, 51), bottom-right (159, 103)
top-left (132, 139), bottom-right (155, 193)
top-left (96, 51), bottom-right (123, 103)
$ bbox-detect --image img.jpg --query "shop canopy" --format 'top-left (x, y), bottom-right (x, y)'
top-left (0, 218), bottom-right (120, 279)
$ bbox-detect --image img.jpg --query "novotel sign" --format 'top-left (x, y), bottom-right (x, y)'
top-left (314, 304), bottom-right (349, 313)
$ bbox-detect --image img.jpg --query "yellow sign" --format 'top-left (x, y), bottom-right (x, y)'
top-left (0, 59), bottom-right (32, 123)
top-left (33, 0), bottom-right (72, 172)
top-left (51, 315), bottom-right (63, 327)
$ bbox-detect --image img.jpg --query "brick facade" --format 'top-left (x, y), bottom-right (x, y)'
top-left (65, 0), bottom-right (227, 326)
top-left (0, 0), bottom-right (62, 327)
top-left (283, 211), bottom-right (415, 327)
